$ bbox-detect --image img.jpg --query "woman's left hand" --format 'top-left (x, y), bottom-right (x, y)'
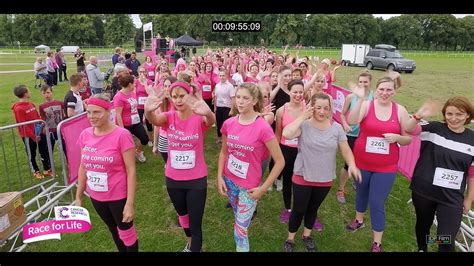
top-left (122, 204), bottom-right (135, 223)
top-left (186, 94), bottom-right (212, 116)
top-left (248, 187), bottom-right (265, 201)
top-left (463, 199), bottom-right (472, 214)
top-left (348, 165), bottom-right (362, 184)
top-left (382, 133), bottom-right (400, 144)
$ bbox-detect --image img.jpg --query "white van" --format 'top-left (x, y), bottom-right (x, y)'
top-left (61, 46), bottom-right (80, 54)
top-left (340, 44), bottom-right (371, 66)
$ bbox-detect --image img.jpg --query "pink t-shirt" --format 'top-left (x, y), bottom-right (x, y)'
top-left (77, 126), bottom-right (135, 202)
top-left (113, 90), bottom-right (140, 126)
top-left (163, 111), bottom-right (209, 180)
top-left (221, 116), bottom-right (275, 189)
top-left (323, 70), bottom-right (332, 94)
top-left (143, 62), bottom-right (156, 80)
top-left (198, 72), bottom-right (218, 100)
top-left (244, 75), bottom-right (259, 84)
top-left (134, 79), bottom-right (153, 110)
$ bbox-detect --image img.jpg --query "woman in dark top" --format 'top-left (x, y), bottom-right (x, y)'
top-left (408, 96), bottom-right (473, 252)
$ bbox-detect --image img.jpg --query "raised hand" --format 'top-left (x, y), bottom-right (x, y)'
top-left (144, 90), bottom-right (165, 113)
top-left (262, 103), bottom-right (275, 114)
top-left (348, 81), bottom-right (365, 99)
top-left (415, 100), bottom-right (441, 120)
top-left (185, 94), bottom-right (212, 116)
top-left (386, 69), bottom-right (401, 81)
top-left (303, 106), bottom-right (315, 120)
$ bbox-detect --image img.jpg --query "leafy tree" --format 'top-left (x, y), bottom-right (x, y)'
top-left (104, 14), bottom-right (135, 46)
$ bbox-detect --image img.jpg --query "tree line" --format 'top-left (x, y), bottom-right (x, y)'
top-left (1, 14), bottom-right (473, 51)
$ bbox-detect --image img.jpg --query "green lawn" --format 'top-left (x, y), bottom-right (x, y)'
top-left (0, 51), bottom-right (472, 252)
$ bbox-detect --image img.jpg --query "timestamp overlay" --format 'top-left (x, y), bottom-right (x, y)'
top-left (212, 21), bottom-right (261, 32)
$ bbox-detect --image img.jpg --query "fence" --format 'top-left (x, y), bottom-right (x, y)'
top-left (0, 119), bottom-right (76, 252)
top-left (2, 45), bottom-right (473, 58)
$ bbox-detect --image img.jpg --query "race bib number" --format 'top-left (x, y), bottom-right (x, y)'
top-left (227, 154), bottom-right (249, 179)
top-left (433, 167), bottom-right (463, 190)
top-left (138, 97), bottom-right (147, 105)
top-left (284, 138), bottom-right (298, 146)
top-left (170, 150), bottom-right (196, 169)
top-left (202, 85), bottom-right (211, 92)
top-left (365, 137), bottom-right (389, 155)
top-left (86, 171), bottom-right (108, 192)
top-left (148, 71), bottom-right (154, 77)
top-left (131, 113), bottom-right (140, 125)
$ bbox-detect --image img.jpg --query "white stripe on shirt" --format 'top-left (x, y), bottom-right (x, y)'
top-left (420, 131), bottom-right (474, 156)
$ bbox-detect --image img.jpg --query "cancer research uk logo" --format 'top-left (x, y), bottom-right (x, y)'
top-left (22, 206), bottom-right (92, 243)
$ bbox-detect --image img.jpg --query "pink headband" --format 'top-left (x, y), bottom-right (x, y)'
top-left (87, 98), bottom-right (112, 110)
top-left (169, 81), bottom-right (193, 95)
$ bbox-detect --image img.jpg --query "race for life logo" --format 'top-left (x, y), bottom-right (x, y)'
top-left (22, 206), bottom-right (92, 244)
top-left (56, 207), bottom-right (70, 219)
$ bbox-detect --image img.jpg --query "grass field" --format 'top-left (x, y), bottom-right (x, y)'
top-left (0, 50), bottom-right (472, 252)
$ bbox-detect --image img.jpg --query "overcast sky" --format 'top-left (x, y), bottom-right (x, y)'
top-left (132, 14), bottom-right (473, 28)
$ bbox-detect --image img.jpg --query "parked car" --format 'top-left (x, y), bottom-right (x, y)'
top-left (363, 44), bottom-right (416, 73)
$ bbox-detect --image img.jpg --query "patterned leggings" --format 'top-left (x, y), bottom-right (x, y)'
top-left (224, 176), bottom-right (257, 252)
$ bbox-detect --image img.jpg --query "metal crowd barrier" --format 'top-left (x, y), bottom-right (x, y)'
top-left (0, 119), bottom-right (76, 252)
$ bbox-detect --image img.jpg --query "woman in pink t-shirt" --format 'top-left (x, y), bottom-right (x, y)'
top-left (135, 66), bottom-right (154, 145)
top-left (197, 62), bottom-right (218, 111)
top-left (113, 74), bottom-right (149, 163)
top-left (346, 77), bottom-right (414, 252)
top-left (320, 58), bottom-right (341, 93)
top-left (304, 71), bottom-right (327, 103)
top-left (76, 94), bottom-right (138, 252)
top-left (143, 56), bottom-right (156, 82)
top-left (145, 81), bottom-right (215, 252)
top-left (243, 64), bottom-right (260, 84)
top-left (153, 60), bottom-right (170, 87)
top-left (216, 82), bottom-right (285, 252)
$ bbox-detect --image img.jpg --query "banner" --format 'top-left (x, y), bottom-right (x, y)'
top-left (327, 84), bottom-right (351, 125)
top-left (22, 206), bottom-right (91, 243)
top-left (60, 114), bottom-right (91, 185)
top-left (143, 22), bottom-right (153, 32)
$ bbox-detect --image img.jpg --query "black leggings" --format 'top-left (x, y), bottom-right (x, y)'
top-left (280, 144), bottom-right (298, 210)
top-left (138, 109), bottom-right (153, 132)
top-left (288, 183), bottom-right (331, 233)
top-left (204, 98), bottom-right (214, 114)
top-left (91, 198), bottom-right (138, 252)
top-left (166, 183), bottom-right (207, 252)
top-left (125, 123), bottom-right (149, 146)
top-left (22, 136), bottom-right (50, 172)
top-left (215, 106), bottom-right (230, 138)
top-left (343, 136), bottom-right (357, 170)
top-left (412, 191), bottom-right (463, 252)
top-left (160, 152), bottom-right (168, 164)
